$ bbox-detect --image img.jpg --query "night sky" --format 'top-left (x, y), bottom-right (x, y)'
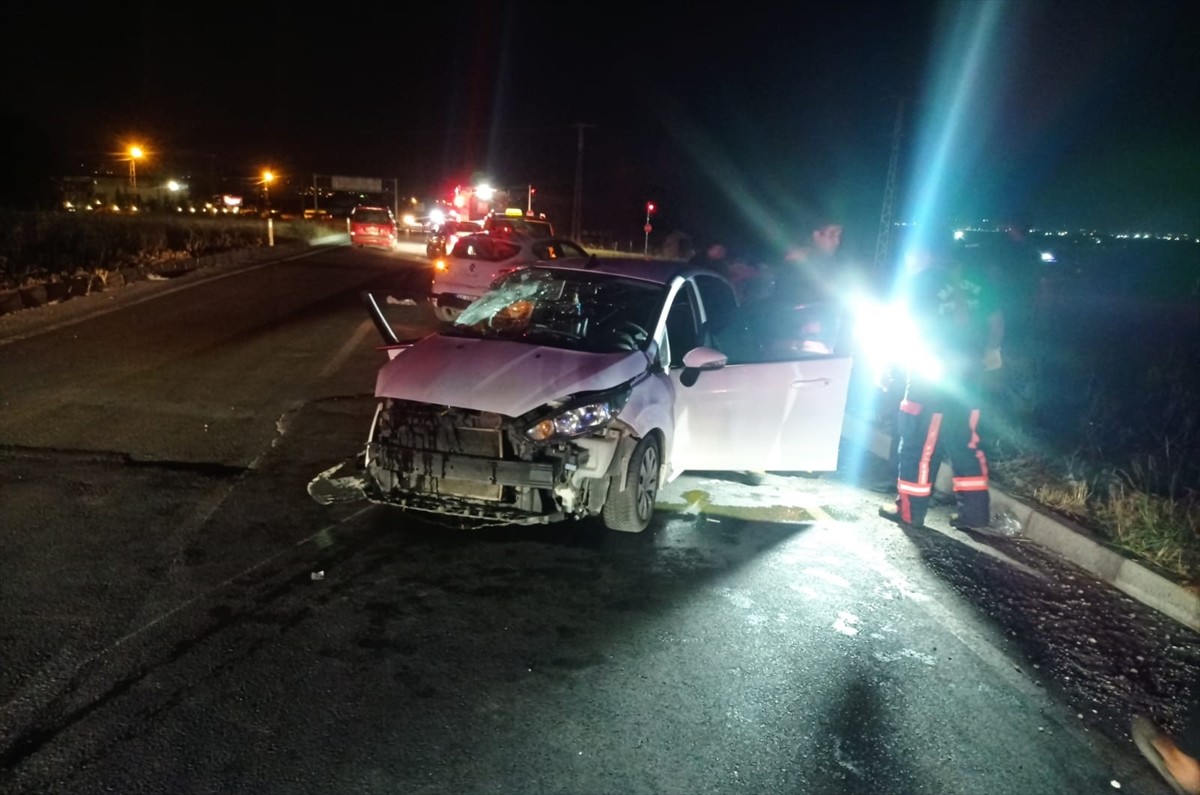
top-left (4, 1), bottom-right (1197, 253)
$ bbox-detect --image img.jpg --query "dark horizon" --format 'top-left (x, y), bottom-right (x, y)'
top-left (4, 1), bottom-right (1197, 243)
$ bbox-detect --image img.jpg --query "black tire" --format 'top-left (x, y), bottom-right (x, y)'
top-left (602, 435), bottom-right (660, 533)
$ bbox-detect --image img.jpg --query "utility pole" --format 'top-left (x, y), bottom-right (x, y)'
top-left (874, 97), bottom-right (905, 274)
top-left (571, 123), bottom-right (595, 241)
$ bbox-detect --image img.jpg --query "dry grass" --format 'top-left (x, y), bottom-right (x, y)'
top-left (992, 453), bottom-right (1200, 582)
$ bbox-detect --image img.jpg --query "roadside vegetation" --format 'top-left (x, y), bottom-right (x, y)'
top-left (0, 209), bottom-right (335, 290)
top-left (989, 340), bottom-right (1200, 586)
top-left (2, 210), bottom-right (1196, 585)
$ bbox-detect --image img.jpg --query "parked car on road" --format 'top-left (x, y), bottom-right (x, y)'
top-left (349, 205), bottom-right (400, 250)
top-left (352, 258), bottom-right (853, 532)
top-left (425, 220), bottom-right (482, 259)
top-left (429, 232), bottom-right (590, 321)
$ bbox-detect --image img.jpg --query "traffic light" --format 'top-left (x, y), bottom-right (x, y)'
top-left (647, 202), bottom-right (656, 214)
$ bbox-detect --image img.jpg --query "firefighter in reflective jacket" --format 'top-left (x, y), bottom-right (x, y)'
top-left (879, 244), bottom-right (1004, 530)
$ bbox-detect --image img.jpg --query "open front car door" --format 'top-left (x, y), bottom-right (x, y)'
top-left (669, 347), bottom-right (852, 473)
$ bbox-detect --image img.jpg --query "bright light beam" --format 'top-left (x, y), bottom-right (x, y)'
top-left (898, 1), bottom-right (1005, 279)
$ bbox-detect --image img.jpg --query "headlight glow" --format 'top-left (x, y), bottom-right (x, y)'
top-left (526, 401), bottom-right (614, 441)
top-left (851, 295), bottom-right (944, 385)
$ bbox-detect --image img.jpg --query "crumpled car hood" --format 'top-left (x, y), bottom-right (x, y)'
top-left (374, 334), bottom-right (648, 416)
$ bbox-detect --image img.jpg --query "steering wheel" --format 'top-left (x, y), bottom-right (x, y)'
top-left (605, 320), bottom-right (648, 351)
top-left (614, 321), bottom-right (648, 343)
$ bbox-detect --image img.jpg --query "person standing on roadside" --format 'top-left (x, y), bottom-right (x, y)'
top-left (691, 238), bottom-right (763, 304)
top-left (741, 211), bottom-right (851, 484)
top-left (753, 211), bottom-right (857, 356)
top-left (773, 214), bottom-right (846, 305)
top-left (877, 240), bottom-right (1004, 531)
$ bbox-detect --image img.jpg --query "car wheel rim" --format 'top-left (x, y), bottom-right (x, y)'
top-left (636, 444), bottom-right (659, 520)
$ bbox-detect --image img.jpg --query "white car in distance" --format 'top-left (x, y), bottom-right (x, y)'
top-left (429, 232), bottom-right (590, 321)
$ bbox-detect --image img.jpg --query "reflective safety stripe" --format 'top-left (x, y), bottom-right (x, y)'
top-left (953, 476), bottom-right (989, 491)
top-left (918, 412), bottom-right (942, 486)
top-left (900, 399), bottom-right (923, 416)
top-left (898, 479), bottom-right (932, 496)
top-left (967, 408), bottom-right (989, 479)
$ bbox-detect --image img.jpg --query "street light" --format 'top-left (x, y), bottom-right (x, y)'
top-left (643, 201), bottom-right (656, 255)
top-left (128, 145), bottom-right (144, 194)
top-left (262, 169), bottom-right (274, 209)
top-left (262, 170), bottom-right (276, 246)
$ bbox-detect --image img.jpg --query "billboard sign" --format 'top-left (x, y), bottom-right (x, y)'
top-left (331, 176), bottom-right (383, 193)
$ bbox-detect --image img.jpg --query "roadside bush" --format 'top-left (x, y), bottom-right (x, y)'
top-left (0, 211), bottom-right (283, 288)
top-left (990, 348), bottom-right (1200, 583)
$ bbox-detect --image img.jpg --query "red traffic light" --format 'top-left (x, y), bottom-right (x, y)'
top-left (647, 202), bottom-right (656, 213)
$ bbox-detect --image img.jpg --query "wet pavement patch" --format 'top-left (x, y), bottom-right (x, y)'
top-left (656, 488), bottom-right (820, 524)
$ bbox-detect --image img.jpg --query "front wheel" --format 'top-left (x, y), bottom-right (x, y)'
top-left (602, 435), bottom-right (660, 533)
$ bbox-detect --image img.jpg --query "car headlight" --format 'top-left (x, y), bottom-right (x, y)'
top-left (523, 387), bottom-right (632, 442)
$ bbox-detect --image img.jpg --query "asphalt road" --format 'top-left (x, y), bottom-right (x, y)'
top-left (0, 240), bottom-right (1196, 794)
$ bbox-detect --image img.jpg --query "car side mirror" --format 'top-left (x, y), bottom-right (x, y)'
top-left (679, 346), bottom-right (727, 387)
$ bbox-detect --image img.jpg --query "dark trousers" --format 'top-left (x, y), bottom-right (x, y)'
top-left (894, 382), bottom-right (990, 528)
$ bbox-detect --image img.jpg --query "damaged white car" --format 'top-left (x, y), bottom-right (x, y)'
top-left (341, 258), bottom-right (853, 532)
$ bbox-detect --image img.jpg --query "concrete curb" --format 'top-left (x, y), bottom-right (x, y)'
top-left (842, 412), bottom-right (1200, 633)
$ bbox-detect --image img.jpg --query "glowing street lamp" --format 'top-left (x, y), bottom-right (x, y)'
top-left (128, 145), bottom-right (144, 193)
top-left (262, 169), bottom-right (275, 209)
top-left (261, 169), bottom-right (276, 246)
top-left (643, 201), bottom-right (656, 255)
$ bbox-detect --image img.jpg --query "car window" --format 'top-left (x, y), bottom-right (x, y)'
top-left (519, 220), bottom-right (553, 239)
top-left (452, 236), bottom-right (521, 261)
top-left (664, 282), bottom-right (700, 367)
top-left (693, 274), bottom-right (738, 337)
top-left (533, 240), bottom-right (588, 260)
top-left (353, 209), bottom-right (392, 224)
top-left (449, 268), bottom-right (666, 353)
top-left (452, 237), bottom-right (491, 259)
top-left (493, 239), bottom-right (522, 260)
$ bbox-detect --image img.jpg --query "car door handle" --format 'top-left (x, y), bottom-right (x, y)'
top-left (791, 378), bottom-right (831, 389)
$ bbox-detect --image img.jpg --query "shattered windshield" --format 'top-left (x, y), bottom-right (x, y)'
top-left (447, 267), bottom-right (666, 354)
